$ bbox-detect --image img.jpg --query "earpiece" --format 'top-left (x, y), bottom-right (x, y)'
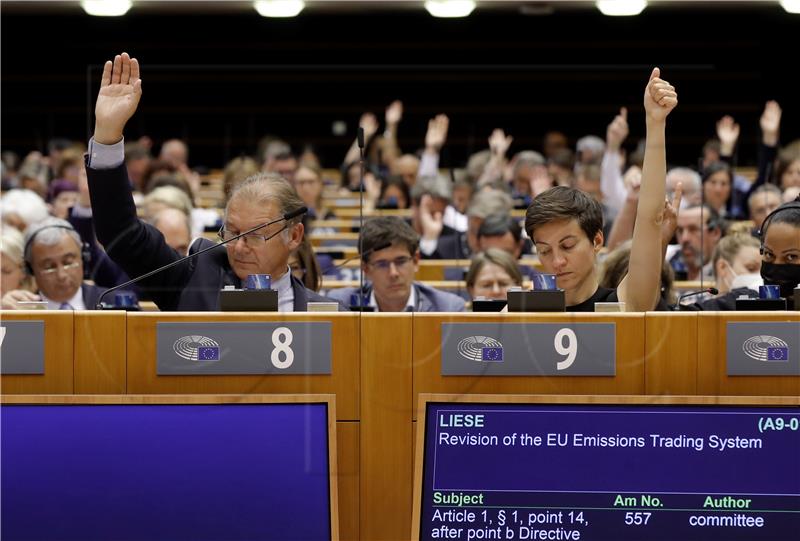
top-left (757, 196), bottom-right (800, 254)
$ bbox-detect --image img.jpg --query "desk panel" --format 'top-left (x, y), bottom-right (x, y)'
top-left (125, 312), bottom-right (359, 420)
top-left (697, 312), bottom-right (800, 396)
top-left (74, 311), bottom-right (127, 394)
top-left (0, 311), bottom-right (73, 394)
top-left (645, 312), bottom-right (698, 394)
top-left (412, 313), bottom-right (646, 420)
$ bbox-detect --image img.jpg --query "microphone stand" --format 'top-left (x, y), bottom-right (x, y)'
top-left (95, 207), bottom-right (307, 309)
top-left (356, 126), bottom-right (368, 309)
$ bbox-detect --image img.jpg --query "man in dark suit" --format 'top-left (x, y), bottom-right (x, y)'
top-left (83, 52), bottom-right (340, 312)
top-left (1, 217), bottom-right (109, 310)
top-left (326, 216), bottom-right (465, 312)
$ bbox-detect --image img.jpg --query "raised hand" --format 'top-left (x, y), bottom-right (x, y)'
top-left (425, 114), bottom-right (449, 153)
top-left (606, 107), bottom-right (629, 152)
top-left (419, 194), bottom-right (444, 240)
top-left (716, 115), bottom-right (740, 156)
top-left (360, 113), bottom-right (379, 141)
top-left (623, 165), bottom-right (642, 198)
top-left (94, 52), bottom-right (142, 144)
top-left (385, 100), bottom-right (403, 127)
top-left (760, 100), bottom-right (782, 147)
top-left (643, 68), bottom-right (677, 124)
top-left (488, 129), bottom-right (513, 157)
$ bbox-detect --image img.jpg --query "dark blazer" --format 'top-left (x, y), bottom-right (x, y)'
top-left (326, 282), bottom-right (466, 312)
top-left (80, 283), bottom-right (108, 310)
top-left (86, 162), bottom-right (343, 311)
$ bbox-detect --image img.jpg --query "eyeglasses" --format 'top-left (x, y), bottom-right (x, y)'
top-left (218, 225), bottom-right (282, 247)
top-left (368, 256), bottom-right (414, 272)
top-left (39, 261), bottom-right (81, 275)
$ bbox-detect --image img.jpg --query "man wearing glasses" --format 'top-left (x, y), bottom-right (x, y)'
top-left (1, 218), bottom-right (108, 310)
top-left (328, 216), bottom-right (466, 312)
top-left (82, 52), bottom-right (339, 311)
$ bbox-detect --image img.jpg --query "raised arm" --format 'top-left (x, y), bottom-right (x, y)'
top-left (618, 68), bottom-right (677, 311)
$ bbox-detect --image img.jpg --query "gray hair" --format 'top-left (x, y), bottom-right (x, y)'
top-left (227, 173), bottom-right (306, 241)
top-left (467, 189), bottom-right (513, 219)
top-left (666, 167), bottom-right (701, 194)
top-left (512, 151), bottom-right (546, 177)
top-left (411, 175), bottom-right (453, 203)
top-left (0, 189), bottom-right (49, 228)
top-left (143, 186), bottom-right (193, 217)
top-left (1, 226), bottom-right (25, 265)
top-left (576, 135), bottom-right (606, 158)
top-left (23, 217), bottom-right (82, 263)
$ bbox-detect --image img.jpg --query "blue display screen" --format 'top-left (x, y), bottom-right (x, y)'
top-left (419, 402), bottom-right (800, 540)
top-left (2, 403), bottom-right (332, 541)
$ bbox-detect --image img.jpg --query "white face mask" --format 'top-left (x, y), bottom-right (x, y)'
top-left (730, 272), bottom-right (763, 291)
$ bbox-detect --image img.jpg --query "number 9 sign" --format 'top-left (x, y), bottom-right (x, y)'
top-left (555, 328), bottom-right (577, 371)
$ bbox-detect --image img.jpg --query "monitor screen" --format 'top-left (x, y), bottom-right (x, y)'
top-left (416, 399), bottom-right (800, 541)
top-left (2, 401), bottom-right (333, 541)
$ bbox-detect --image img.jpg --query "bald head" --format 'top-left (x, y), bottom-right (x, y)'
top-left (151, 208), bottom-right (192, 255)
top-left (160, 139), bottom-right (189, 168)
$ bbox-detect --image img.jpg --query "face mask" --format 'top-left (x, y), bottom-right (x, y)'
top-left (730, 272), bottom-right (763, 291)
top-left (760, 262), bottom-right (800, 298)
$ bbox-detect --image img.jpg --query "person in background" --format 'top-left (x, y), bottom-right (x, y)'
top-left (326, 216), bottom-right (465, 312)
top-left (667, 204), bottom-right (722, 281)
top-left (46, 179), bottom-right (79, 220)
top-left (294, 163), bottom-right (335, 219)
top-left (1, 227), bottom-right (30, 296)
top-left (289, 238), bottom-right (322, 292)
top-left (148, 208), bottom-right (193, 256)
top-left (223, 156), bottom-right (260, 203)
top-left (476, 214), bottom-right (526, 260)
top-left (0, 189), bottom-right (50, 232)
top-left (711, 233), bottom-right (762, 295)
top-left (465, 249), bottom-right (523, 301)
top-left (748, 184), bottom-right (783, 233)
top-left (599, 240), bottom-right (676, 307)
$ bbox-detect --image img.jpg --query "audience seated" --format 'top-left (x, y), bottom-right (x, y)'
top-left (466, 249), bottom-right (523, 302)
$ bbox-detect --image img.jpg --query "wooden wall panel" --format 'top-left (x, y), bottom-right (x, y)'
top-left (360, 314), bottom-right (413, 541)
top-left (645, 313), bottom-right (698, 395)
top-left (74, 311), bottom-right (126, 394)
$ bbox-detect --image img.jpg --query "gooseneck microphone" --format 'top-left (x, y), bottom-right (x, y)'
top-left (95, 206), bottom-right (308, 309)
top-left (673, 287), bottom-right (719, 310)
top-left (356, 125), bottom-right (368, 309)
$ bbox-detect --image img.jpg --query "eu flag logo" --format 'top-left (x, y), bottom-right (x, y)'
top-left (481, 347), bottom-right (503, 362)
top-left (766, 347), bottom-right (789, 362)
top-left (197, 346), bottom-right (220, 361)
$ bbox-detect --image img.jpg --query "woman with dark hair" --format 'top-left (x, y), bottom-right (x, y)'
top-left (377, 175), bottom-right (410, 209)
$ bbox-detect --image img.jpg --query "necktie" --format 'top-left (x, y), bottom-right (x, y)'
top-left (59, 302), bottom-right (72, 310)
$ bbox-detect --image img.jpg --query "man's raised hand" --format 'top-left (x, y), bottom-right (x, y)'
top-left (606, 107), bottom-right (629, 152)
top-left (643, 68), bottom-right (677, 123)
top-left (760, 100), bottom-right (782, 147)
top-left (94, 52), bottom-right (142, 145)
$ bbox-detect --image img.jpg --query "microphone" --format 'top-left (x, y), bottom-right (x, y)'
top-left (673, 287), bottom-right (719, 310)
top-left (357, 126), bottom-right (365, 150)
top-left (95, 206), bottom-right (308, 309)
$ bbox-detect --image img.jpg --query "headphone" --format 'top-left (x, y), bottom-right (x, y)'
top-left (756, 195), bottom-right (800, 254)
top-left (23, 224), bottom-right (91, 277)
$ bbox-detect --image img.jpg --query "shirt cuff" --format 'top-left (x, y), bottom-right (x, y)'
top-left (88, 137), bottom-right (125, 169)
top-left (420, 238), bottom-right (438, 256)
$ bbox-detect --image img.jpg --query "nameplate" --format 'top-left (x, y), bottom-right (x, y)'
top-left (440, 322), bottom-right (615, 376)
top-left (726, 322), bottom-right (800, 376)
top-left (157, 322), bottom-right (331, 375)
top-left (0, 321), bottom-right (45, 375)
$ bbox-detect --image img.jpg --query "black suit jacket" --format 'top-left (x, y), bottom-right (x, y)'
top-left (87, 163), bottom-right (343, 311)
top-left (80, 283), bottom-right (108, 310)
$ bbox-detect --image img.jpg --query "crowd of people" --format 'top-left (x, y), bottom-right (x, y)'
top-left (2, 52), bottom-right (799, 312)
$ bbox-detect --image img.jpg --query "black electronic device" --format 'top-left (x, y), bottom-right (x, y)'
top-left (734, 297), bottom-right (787, 311)
top-left (506, 289), bottom-right (565, 312)
top-left (218, 287), bottom-right (278, 312)
top-left (471, 299), bottom-right (508, 312)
